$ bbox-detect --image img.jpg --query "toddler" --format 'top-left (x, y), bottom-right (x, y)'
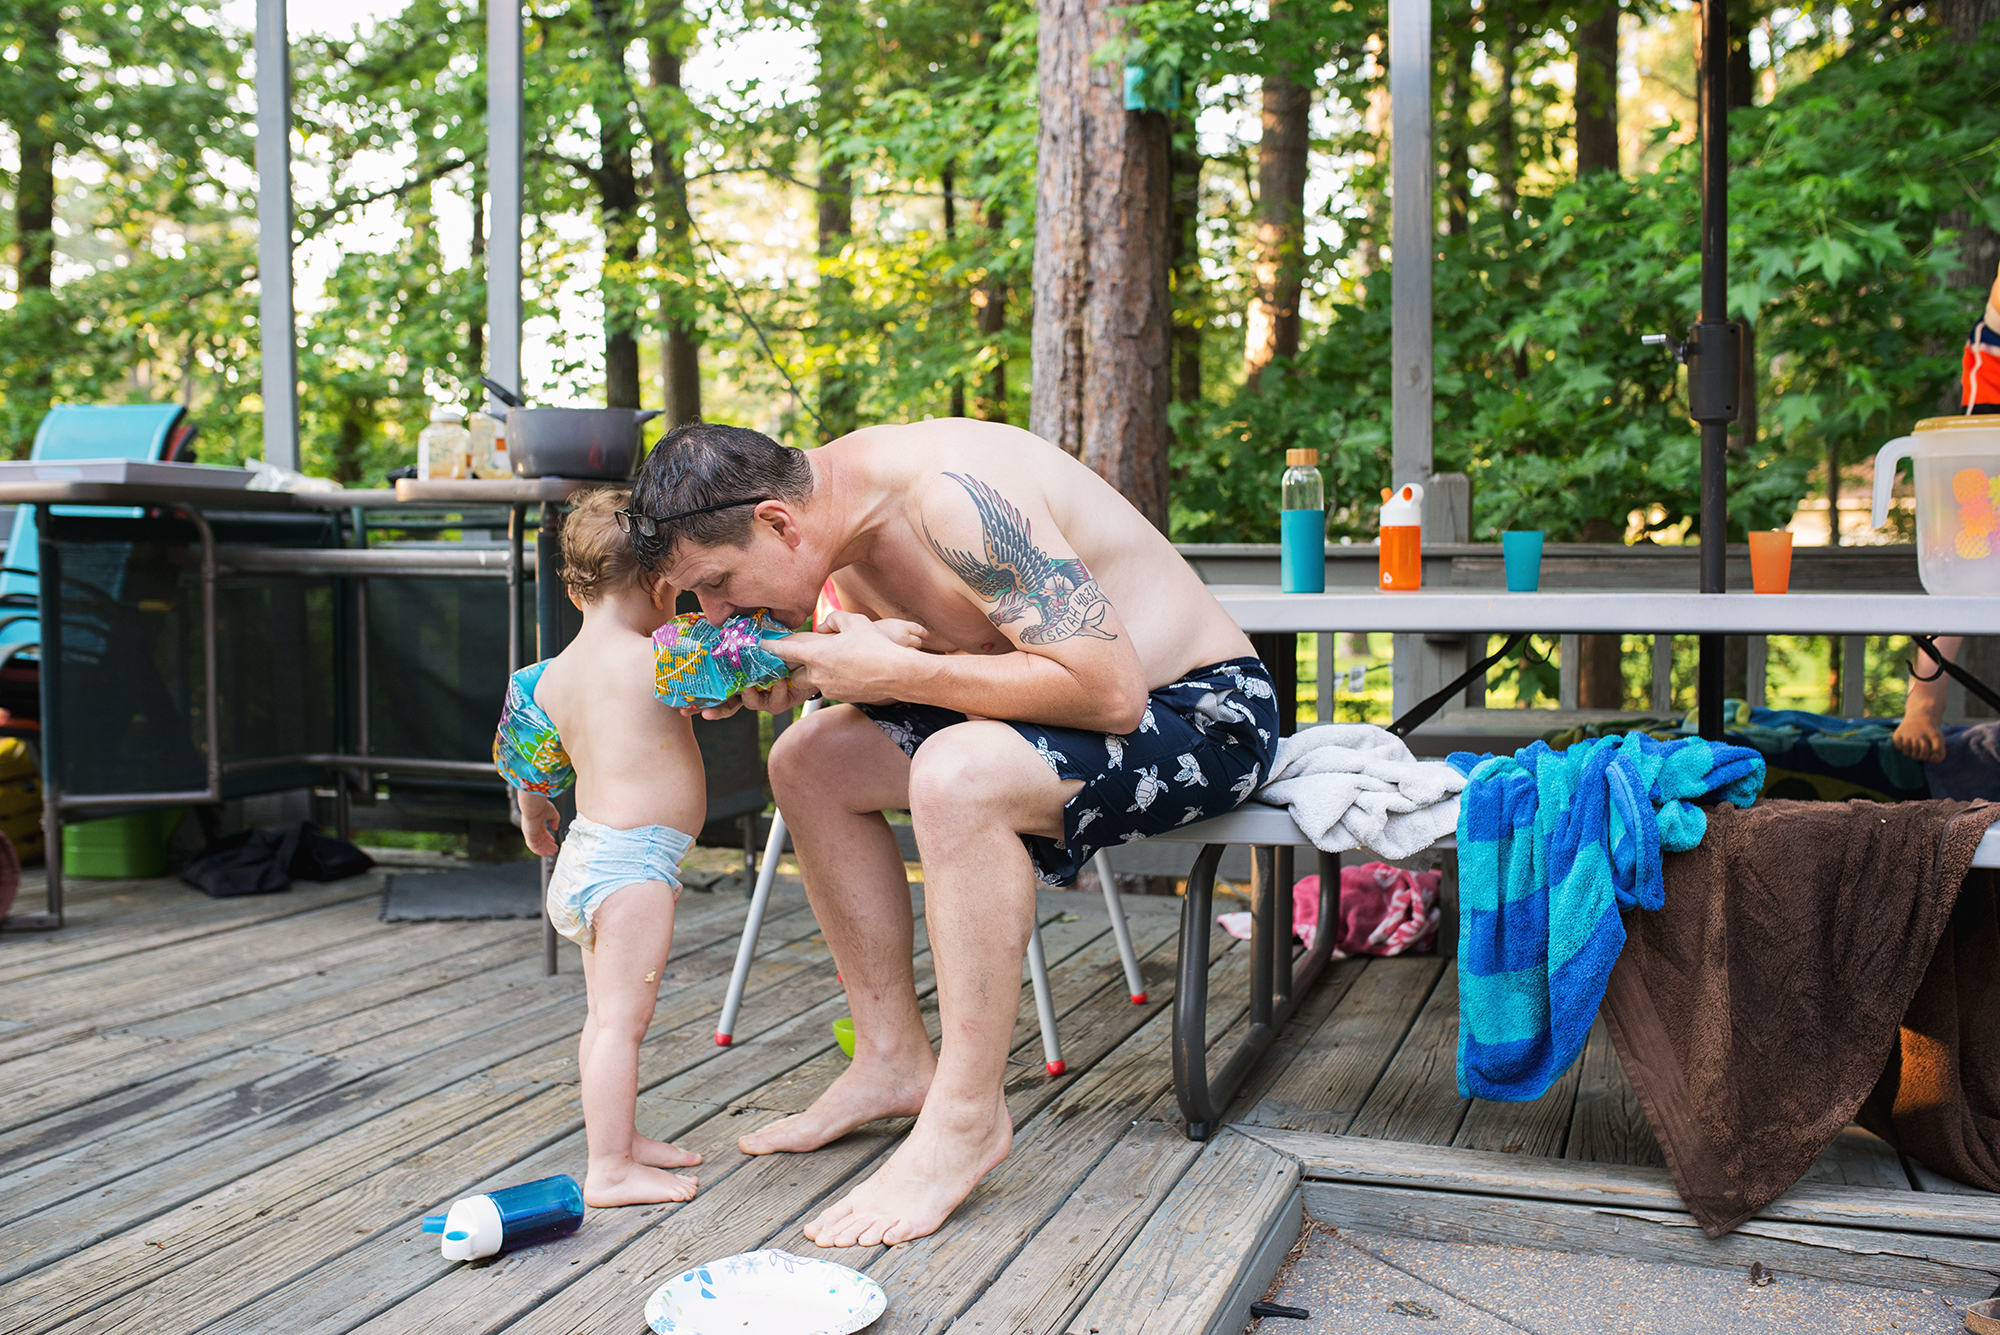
top-left (494, 487), bottom-right (706, 1207)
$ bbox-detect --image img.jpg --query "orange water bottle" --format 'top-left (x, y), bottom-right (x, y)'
top-left (1378, 483), bottom-right (1424, 591)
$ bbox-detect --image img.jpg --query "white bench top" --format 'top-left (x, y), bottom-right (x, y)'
top-left (1211, 586), bottom-right (2000, 637)
top-left (1155, 802), bottom-right (2000, 870)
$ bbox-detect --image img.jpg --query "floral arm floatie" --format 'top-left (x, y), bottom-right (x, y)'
top-left (654, 611), bottom-right (795, 709)
top-left (493, 660), bottom-right (576, 795)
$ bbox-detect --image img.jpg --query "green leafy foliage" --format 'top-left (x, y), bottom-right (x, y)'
top-left (1174, 22), bottom-right (2000, 543)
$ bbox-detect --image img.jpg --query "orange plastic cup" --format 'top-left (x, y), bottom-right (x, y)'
top-left (1748, 530), bottom-right (1793, 594)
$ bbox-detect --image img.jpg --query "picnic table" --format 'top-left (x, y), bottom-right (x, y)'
top-left (1163, 584), bottom-right (2000, 1138)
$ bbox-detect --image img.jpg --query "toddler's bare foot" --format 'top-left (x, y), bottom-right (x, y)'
top-left (802, 1091), bottom-right (1011, 1247)
top-left (583, 1159), bottom-right (698, 1207)
top-left (739, 1056), bottom-right (932, 1156)
top-left (634, 1134), bottom-right (702, 1169)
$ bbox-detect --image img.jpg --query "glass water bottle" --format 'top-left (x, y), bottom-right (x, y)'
top-left (1281, 448), bottom-right (1326, 593)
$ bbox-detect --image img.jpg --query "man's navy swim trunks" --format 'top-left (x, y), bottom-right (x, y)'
top-left (857, 654), bottom-right (1280, 885)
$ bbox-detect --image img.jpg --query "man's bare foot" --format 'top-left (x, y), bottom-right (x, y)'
top-left (740, 1057), bottom-right (933, 1156)
top-left (583, 1159), bottom-right (698, 1207)
top-left (802, 1093), bottom-right (1011, 1247)
top-left (633, 1134), bottom-right (702, 1169)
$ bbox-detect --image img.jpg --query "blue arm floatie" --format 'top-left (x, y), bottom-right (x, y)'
top-left (493, 660), bottom-right (575, 794)
top-left (653, 611), bottom-right (794, 709)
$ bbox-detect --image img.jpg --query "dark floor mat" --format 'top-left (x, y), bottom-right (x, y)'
top-left (380, 859), bottom-right (542, 921)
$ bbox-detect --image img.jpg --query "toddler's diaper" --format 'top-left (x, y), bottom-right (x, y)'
top-left (546, 815), bottom-right (693, 951)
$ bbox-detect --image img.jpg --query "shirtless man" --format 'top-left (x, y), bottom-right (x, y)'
top-left (627, 418), bottom-right (1273, 1247)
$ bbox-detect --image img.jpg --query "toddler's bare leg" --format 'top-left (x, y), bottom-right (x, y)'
top-left (578, 881), bottom-right (700, 1206)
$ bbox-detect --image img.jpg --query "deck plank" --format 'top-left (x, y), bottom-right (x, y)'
top-left (1346, 965), bottom-right (1466, 1146)
top-left (1236, 956), bottom-right (1445, 1135)
top-left (949, 1093), bottom-right (1202, 1335)
top-left (1800, 1126), bottom-right (1913, 1190)
top-left (1223, 952), bottom-right (1370, 1106)
top-left (479, 916), bottom-right (1253, 1335)
top-left (1061, 1130), bottom-right (1300, 1335)
top-left (203, 989), bottom-right (876, 1335)
top-left (1564, 1017), bottom-right (1664, 1168)
top-left (0, 876), bottom-right (383, 986)
top-left (0, 923), bottom-right (526, 1138)
top-left (0, 900), bottom-right (825, 1196)
top-left (1453, 1049), bottom-right (1581, 1159)
top-left (0, 895), bottom-right (835, 1285)
top-left (205, 893), bottom-right (1163, 1335)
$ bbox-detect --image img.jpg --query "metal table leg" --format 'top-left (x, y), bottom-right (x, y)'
top-left (1173, 842), bottom-right (1339, 1140)
top-left (535, 500), bottom-right (566, 974)
top-left (29, 504), bottom-right (62, 929)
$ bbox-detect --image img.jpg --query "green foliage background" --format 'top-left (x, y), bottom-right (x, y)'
top-left (0, 0), bottom-right (1994, 542)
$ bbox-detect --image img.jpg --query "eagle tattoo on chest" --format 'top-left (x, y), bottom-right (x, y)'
top-left (926, 473), bottom-right (1116, 644)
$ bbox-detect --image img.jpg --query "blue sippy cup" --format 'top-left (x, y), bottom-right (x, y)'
top-left (420, 1174), bottom-right (585, 1261)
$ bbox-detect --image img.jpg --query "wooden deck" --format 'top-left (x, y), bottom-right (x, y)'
top-left (5, 861), bottom-right (1998, 1335)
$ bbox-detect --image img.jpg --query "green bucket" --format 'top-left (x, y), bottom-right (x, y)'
top-left (62, 809), bottom-right (182, 879)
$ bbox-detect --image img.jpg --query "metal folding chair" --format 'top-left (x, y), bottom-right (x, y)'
top-left (713, 698), bottom-right (1151, 1074)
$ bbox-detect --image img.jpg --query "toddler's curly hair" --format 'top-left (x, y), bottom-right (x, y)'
top-left (561, 487), bottom-right (648, 602)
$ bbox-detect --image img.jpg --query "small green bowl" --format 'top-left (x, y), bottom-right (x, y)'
top-left (833, 1016), bottom-right (855, 1059)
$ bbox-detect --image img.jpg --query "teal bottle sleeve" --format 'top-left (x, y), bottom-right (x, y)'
top-left (1281, 508), bottom-right (1326, 593)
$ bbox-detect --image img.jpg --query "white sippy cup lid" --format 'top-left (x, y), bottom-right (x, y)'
top-left (436, 1193), bottom-right (504, 1261)
top-left (1380, 482), bottom-right (1425, 527)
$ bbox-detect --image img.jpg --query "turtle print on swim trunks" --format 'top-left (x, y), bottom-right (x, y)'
top-left (856, 654), bottom-right (1280, 885)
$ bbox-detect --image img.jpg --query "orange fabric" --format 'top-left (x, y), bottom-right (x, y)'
top-left (1963, 319), bottom-right (2000, 411)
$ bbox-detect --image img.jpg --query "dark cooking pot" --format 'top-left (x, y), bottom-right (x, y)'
top-left (505, 407), bottom-right (664, 480)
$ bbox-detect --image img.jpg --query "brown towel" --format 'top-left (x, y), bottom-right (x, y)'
top-left (1858, 863), bottom-right (2000, 1192)
top-left (1600, 798), bottom-right (2000, 1236)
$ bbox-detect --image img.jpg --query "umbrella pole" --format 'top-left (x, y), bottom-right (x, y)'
top-left (1693, 0), bottom-right (1739, 741)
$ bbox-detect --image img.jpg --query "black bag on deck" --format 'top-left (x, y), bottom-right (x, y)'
top-left (180, 821), bottom-right (373, 898)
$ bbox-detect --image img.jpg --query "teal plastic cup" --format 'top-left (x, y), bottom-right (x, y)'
top-left (1502, 531), bottom-right (1544, 592)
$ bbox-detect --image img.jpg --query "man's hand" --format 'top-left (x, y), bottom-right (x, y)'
top-left (519, 790), bottom-right (561, 857)
top-left (687, 613), bottom-right (930, 718)
top-left (761, 611), bottom-right (932, 706)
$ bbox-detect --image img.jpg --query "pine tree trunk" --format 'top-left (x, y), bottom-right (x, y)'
top-left (1573, 0), bottom-right (1618, 177)
top-left (816, 16), bottom-right (859, 439)
top-left (944, 162), bottom-right (966, 419)
top-left (12, 6), bottom-right (57, 301)
top-left (975, 199), bottom-right (1007, 421)
top-left (11, 9), bottom-right (58, 454)
top-left (594, 2), bottom-right (641, 410)
top-left (1243, 0), bottom-right (1310, 391)
top-left (650, 8), bottom-right (701, 427)
top-left (1170, 117), bottom-right (1202, 407)
top-left (1032, 0), bottom-right (1172, 529)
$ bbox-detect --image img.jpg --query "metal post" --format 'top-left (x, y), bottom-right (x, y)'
top-left (35, 506), bottom-right (62, 928)
top-left (1388, 0), bottom-right (1433, 503)
top-left (537, 501), bottom-right (560, 659)
top-left (255, 0), bottom-right (298, 471)
top-left (507, 504), bottom-right (524, 672)
top-left (1693, 0), bottom-right (1739, 741)
top-left (487, 0), bottom-right (524, 409)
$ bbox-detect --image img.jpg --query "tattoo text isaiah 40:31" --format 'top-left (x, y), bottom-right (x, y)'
top-left (925, 473), bottom-right (1117, 645)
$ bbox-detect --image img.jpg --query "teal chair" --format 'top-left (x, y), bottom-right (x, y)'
top-left (0, 404), bottom-right (196, 649)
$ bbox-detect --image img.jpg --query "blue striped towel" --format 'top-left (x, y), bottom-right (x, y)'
top-left (1446, 732), bottom-right (1764, 1102)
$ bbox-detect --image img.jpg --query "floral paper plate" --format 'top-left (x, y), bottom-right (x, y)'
top-left (645, 1250), bottom-right (887, 1334)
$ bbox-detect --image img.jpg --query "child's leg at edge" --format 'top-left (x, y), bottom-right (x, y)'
top-left (578, 879), bottom-right (700, 1206)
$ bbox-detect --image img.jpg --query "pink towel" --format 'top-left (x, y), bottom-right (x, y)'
top-left (1217, 861), bottom-right (1440, 956)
